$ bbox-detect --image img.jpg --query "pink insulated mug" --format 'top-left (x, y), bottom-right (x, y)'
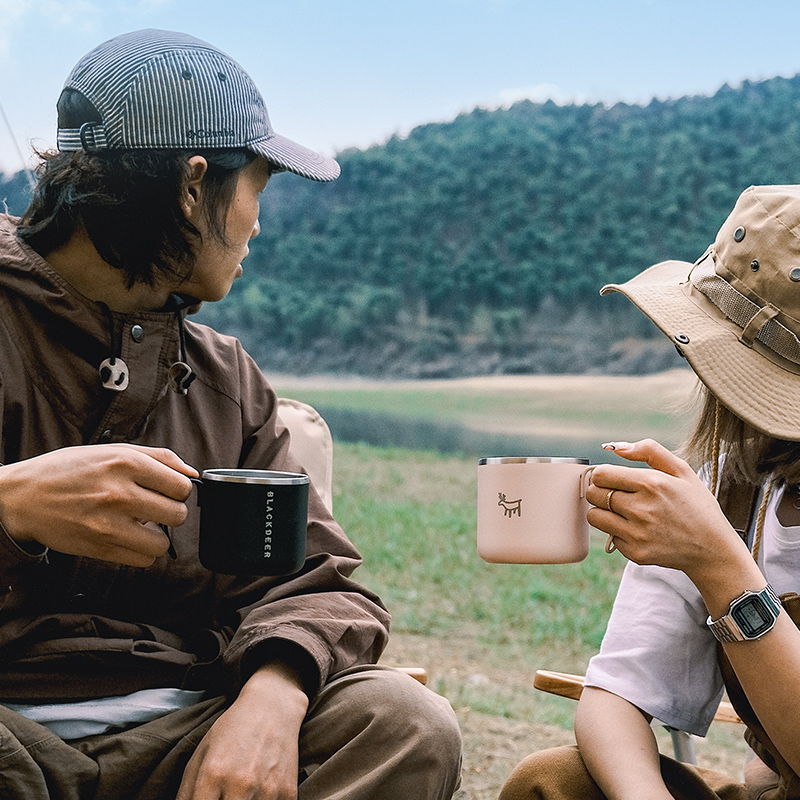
top-left (477, 457), bottom-right (594, 564)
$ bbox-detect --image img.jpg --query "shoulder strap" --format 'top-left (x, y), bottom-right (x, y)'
top-left (715, 474), bottom-right (800, 793)
top-left (717, 476), bottom-right (759, 545)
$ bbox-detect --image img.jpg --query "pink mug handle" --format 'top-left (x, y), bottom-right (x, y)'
top-left (579, 466), bottom-right (617, 554)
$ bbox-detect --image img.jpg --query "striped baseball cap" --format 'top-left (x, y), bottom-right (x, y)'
top-left (56, 29), bottom-right (340, 182)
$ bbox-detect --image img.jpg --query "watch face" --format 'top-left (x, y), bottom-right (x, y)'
top-left (731, 596), bottom-right (775, 638)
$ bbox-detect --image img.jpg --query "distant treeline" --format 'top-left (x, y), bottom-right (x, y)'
top-left (5, 75), bottom-right (800, 376)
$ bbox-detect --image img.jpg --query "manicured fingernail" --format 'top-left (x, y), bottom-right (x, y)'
top-left (602, 441), bottom-right (632, 451)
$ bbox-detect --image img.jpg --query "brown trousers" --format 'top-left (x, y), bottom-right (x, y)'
top-left (0, 665), bottom-right (462, 800)
top-left (498, 745), bottom-right (784, 800)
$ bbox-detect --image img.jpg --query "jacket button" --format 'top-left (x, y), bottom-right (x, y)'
top-left (131, 325), bottom-right (145, 342)
top-left (99, 429), bottom-right (112, 443)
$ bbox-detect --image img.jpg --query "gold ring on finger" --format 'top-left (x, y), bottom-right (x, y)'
top-left (604, 489), bottom-right (617, 512)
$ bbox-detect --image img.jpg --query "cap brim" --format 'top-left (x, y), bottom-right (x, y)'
top-left (602, 260), bottom-right (800, 440)
top-left (250, 133), bottom-right (340, 182)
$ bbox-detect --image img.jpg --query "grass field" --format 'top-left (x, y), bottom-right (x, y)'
top-left (271, 370), bottom-right (751, 798)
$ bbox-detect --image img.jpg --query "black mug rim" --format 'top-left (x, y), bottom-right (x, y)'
top-left (200, 469), bottom-right (310, 485)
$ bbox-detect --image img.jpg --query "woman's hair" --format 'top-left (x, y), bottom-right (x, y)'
top-left (16, 88), bottom-right (258, 287)
top-left (682, 382), bottom-right (800, 486)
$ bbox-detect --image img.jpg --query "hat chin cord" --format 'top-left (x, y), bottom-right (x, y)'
top-left (710, 396), bottom-right (771, 565)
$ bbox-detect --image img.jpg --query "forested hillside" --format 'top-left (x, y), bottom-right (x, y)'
top-left (5, 75), bottom-right (800, 376)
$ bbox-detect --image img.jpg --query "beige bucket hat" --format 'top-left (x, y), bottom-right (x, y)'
top-left (601, 185), bottom-right (800, 441)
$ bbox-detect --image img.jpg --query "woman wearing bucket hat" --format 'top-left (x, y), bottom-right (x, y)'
top-left (499, 185), bottom-right (800, 800)
top-left (0, 29), bottom-right (461, 800)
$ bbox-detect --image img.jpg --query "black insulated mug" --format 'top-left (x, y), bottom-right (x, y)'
top-left (191, 469), bottom-right (309, 575)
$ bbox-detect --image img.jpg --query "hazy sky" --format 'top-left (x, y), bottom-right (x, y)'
top-left (2, 0), bottom-right (800, 174)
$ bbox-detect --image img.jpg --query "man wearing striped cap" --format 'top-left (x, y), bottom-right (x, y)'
top-left (0, 29), bottom-right (461, 800)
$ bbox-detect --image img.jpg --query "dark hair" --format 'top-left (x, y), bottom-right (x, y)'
top-left (17, 90), bottom-right (258, 286)
top-left (682, 382), bottom-right (800, 486)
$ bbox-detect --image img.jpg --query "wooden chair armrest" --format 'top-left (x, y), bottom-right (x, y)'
top-left (533, 670), bottom-right (585, 701)
top-left (533, 670), bottom-right (742, 724)
top-left (713, 701), bottom-right (742, 724)
top-left (397, 666), bottom-right (428, 685)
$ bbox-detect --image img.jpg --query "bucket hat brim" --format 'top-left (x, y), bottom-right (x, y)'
top-left (602, 259), bottom-right (800, 441)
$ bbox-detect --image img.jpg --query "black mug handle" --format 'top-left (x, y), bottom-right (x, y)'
top-left (158, 477), bottom-right (204, 560)
top-left (158, 523), bottom-right (178, 560)
top-left (189, 476), bottom-right (204, 506)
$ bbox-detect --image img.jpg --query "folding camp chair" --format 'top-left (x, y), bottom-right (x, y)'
top-left (277, 397), bottom-right (427, 686)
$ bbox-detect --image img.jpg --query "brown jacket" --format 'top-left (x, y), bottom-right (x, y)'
top-left (0, 214), bottom-right (390, 701)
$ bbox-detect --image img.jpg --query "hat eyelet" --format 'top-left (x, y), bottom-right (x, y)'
top-left (734, 226), bottom-right (746, 242)
top-left (674, 333), bottom-right (690, 345)
top-left (182, 70), bottom-right (192, 80)
top-left (791, 268), bottom-right (800, 283)
top-left (750, 260), bottom-right (760, 272)
top-left (217, 72), bottom-right (227, 82)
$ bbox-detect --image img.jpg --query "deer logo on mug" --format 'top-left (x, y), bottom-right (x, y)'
top-left (498, 492), bottom-right (522, 518)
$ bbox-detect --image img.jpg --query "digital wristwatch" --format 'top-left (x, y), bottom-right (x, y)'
top-left (706, 584), bottom-right (781, 643)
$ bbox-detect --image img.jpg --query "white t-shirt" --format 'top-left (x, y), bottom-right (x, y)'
top-left (584, 483), bottom-right (800, 737)
top-left (2, 688), bottom-right (205, 740)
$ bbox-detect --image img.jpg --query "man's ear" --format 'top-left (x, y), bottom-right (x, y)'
top-left (182, 156), bottom-right (209, 221)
